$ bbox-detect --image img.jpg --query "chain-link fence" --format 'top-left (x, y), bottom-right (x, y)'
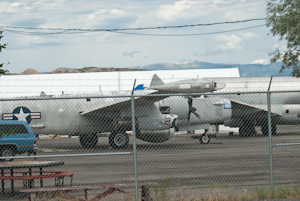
top-left (0, 90), bottom-right (300, 200)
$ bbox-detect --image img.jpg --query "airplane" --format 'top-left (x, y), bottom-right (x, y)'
top-left (149, 74), bottom-right (230, 143)
top-left (211, 76), bottom-right (300, 137)
top-left (0, 74), bottom-right (230, 149)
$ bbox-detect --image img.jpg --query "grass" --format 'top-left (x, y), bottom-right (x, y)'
top-left (152, 176), bottom-right (172, 201)
top-left (206, 184), bottom-right (229, 188)
top-left (163, 183), bottom-right (300, 201)
top-left (20, 183), bottom-right (300, 201)
top-left (252, 184), bottom-right (300, 200)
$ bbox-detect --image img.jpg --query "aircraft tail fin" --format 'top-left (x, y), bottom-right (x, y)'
top-left (150, 74), bottom-right (164, 88)
top-left (40, 91), bottom-right (47, 97)
top-left (134, 84), bottom-right (147, 90)
top-left (40, 91), bottom-right (53, 97)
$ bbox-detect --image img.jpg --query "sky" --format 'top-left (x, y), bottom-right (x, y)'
top-left (0, 0), bottom-right (286, 73)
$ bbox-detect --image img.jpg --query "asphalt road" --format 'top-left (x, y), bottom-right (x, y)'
top-left (33, 126), bottom-right (300, 186)
top-left (3, 125), bottom-right (300, 200)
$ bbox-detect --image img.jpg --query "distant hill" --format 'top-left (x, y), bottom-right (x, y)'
top-left (129, 61), bottom-right (292, 77)
top-left (49, 67), bottom-right (147, 74)
top-left (15, 61), bottom-right (292, 77)
top-left (16, 67), bottom-right (146, 75)
top-left (20, 68), bottom-right (43, 75)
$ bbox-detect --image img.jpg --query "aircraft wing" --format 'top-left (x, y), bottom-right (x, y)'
top-left (79, 90), bottom-right (168, 116)
top-left (231, 99), bottom-right (283, 117)
top-left (79, 73), bottom-right (222, 117)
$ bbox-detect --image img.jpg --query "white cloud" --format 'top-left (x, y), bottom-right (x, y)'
top-left (32, 0), bottom-right (69, 12)
top-left (157, 0), bottom-right (239, 22)
top-left (204, 32), bottom-right (258, 56)
top-left (273, 43), bottom-right (287, 51)
top-left (157, 0), bottom-right (203, 21)
top-left (0, 2), bottom-right (9, 13)
top-left (85, 9), bottom-right (137, 28)
top-left (250, 59), bottom-right (269, 65)
top-left (157, 0), bottom-right (230, 22)
top-left (6, 2), bottom-right (32, 13)
top-left (29, 37), bottom-right (62, 46)
top-left (224, 1), bottom-right (265, 20)
top-left (238, 32), bottom-right (258, 39)
top-left (273, 44), bottom-right (279, 49)
top-left (122, 51), bottom-right (140, 57)
top-left (157, 0), bottom-right (265, 23)
top-left (205, 34), bottom-right (243, 55)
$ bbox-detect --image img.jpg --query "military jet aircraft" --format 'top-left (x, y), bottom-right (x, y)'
top-left (212, 76), bottom-right (300, 137)
top-left (1, 74), bottom-right (230, 149)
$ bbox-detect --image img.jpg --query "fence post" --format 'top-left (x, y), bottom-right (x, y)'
top-left (267, 77), bottom-right (274, 187)
top-left (131, 81), bottom-right (139, 201)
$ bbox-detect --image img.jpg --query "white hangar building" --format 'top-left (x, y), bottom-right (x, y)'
top-left (0, 68), bottom-right (240, 98)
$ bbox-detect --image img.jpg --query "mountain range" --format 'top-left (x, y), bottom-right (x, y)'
top-left (17, 61), bottom-right (292, 77)
top-left (130, 61), bottom-right (291, 77)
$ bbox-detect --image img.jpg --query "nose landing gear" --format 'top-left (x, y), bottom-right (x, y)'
top-left (200, 129), bottom-right (210, 144)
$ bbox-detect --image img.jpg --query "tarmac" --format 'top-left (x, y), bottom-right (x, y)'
top-left (2, 125), bottom-right (300, 200)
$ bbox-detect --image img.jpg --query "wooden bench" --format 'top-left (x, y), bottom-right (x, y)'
top-left (19, 182), bottom-right (151, 201)
top-left (0, 170), bottom-right (73, 189)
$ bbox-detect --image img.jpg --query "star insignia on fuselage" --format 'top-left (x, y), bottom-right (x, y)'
top-left (2, 106), bottom-right (41, 124)
top-left (13, 108), bottom-right (30, 122)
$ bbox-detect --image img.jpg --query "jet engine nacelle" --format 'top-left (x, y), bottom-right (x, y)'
top-left (155, 96), bottom-right (232, 127)
top-left (136, 114), bottom-right (178, 143)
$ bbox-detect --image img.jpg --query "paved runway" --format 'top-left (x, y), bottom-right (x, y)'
top-left (36, 126), bottom-right (300, 187)
top-left (3, 126), bottom-right (300, 199)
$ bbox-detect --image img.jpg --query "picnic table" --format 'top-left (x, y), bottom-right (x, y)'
top-left (0, 160), bottom-right (73, 193)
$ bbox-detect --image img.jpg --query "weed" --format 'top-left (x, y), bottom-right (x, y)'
top-left (277, 185), bottom-right (294, 199)
top-left (205, 184), bottom-right (229, 188)
top-left (293, 183), bottom-right (300, 195)
top-left (253, 185), bottom-right (269, 199)
top-left (226, 191), bottom-right (239, 201)
top-left (152, 176), bottom-right (172, 201)
top-left (26, 183), bottom-right (300, 201)
top-left (241, 194), bottom-right (248, 201)
top-left (270, 186), bottom-right (276, 199)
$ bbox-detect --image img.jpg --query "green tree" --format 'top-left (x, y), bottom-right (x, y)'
top-left (266, 0), bottom-right (300, 76)
top-left (0, 30), bottom-right (9, 74)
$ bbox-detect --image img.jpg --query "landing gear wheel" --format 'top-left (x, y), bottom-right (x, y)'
top-left (200, 134), bottom-right (210, 144)
top-left (261, 124), bottom-right (277, 136)
top-left (109, 131), bottom-right (129, 149)
top-left (79, 133), bottom-right (98, 148)
top-left (1, 147), bottom-right (14, 161)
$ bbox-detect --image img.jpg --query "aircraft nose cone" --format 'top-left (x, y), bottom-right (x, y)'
top-left (214, 81), bottom-right (226, 91)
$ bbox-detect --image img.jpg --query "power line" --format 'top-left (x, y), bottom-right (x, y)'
top-left (0, 18), bottom-right (266, 32)
top-left (0, 24), bottom-right (266, 36)
top-left (0, 28), bottom-right (72, 35)
top-left (111, 24), bottom-right (266, 36)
